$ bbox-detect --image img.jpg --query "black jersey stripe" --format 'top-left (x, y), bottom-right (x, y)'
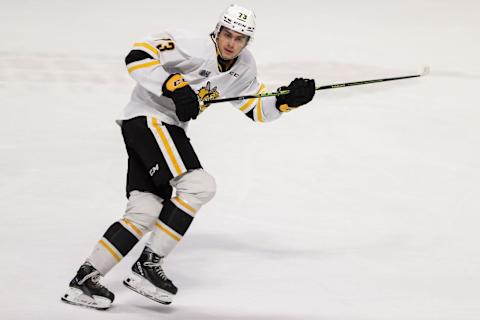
top-left (159, 200), bottom-right (194, 236)
top-left (245, 108), bottom-right (255, 121)
top-left (125, 50), bottom-right (155, 65)
top-left (103, 221), bottom-right (139, 256)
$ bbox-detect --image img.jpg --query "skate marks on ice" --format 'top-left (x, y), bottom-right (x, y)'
top-left (0, 51), bottom-right (131, 88)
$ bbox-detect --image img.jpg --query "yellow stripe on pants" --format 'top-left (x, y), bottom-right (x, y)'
top-left (151, 118), bottom-right (183, 176)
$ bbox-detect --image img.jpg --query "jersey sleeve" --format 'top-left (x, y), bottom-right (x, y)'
top-left (230, 77), bottom-right (282, 123)
top-left (124, 32), bottom-right (189, 96)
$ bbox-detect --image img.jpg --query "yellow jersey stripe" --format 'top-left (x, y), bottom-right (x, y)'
top-left (256, 97), bottom-right (264, 122)
top-left (258, 83), bottom-right (267, 93)
top-left (239, 83), bottom-right (266, 111)
top-left (99, 239), bottom-right (121, 262)
top-left (155, 222), bottom-right (181, 241)
top-left (151, 118), bottom-right (183, 175)
top-left (175, 196), bottom-right (197, 214)
top-left (123, 218), bottom-right (143, 237)
top-left (127, 60), bottom-right (160, 73)
top-left (133, 42), bottom-right (159, 56)
top-left (239, 97), bottom-right (256, 112)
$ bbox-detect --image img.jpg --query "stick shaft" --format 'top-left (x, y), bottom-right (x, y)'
top-left (203, 68), bottom-right (428, 105)
top-left (316, 74), bottom-right (422, 91)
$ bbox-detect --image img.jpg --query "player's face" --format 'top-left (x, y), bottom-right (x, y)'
top-left (217, 28), bottom-right (249, 60)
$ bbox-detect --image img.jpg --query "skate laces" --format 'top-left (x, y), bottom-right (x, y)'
top-left (79, 271), bottom-right (106, 289)
top-left (90, 273), bottom-right (101, 284)
top-left (144, 261), bottom-right (168, 281)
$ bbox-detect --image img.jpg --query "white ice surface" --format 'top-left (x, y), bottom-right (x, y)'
top-left (1, 0), bottom-right (480, 319)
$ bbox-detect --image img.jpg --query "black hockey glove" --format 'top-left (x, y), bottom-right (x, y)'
top-left (162, 74), bottom-right (199, 122)
top-left (275, 78), bottom-right (316, 112)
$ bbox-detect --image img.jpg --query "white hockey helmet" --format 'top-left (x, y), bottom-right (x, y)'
top-left (214, 4), bottom-right (256, 41)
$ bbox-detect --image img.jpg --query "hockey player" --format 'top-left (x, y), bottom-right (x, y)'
top-left (61, 4), bottom-right (316, 310)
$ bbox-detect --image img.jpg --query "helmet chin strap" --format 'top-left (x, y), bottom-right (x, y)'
top-left (214, 39), bottom-right (234, 60)
top-left (210, 33), bottom-right (228, 60)
top-left (214, 41), bottom-right (228, 60)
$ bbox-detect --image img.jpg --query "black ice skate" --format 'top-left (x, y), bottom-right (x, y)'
top-left (123, 247), bottom-right (177, 305)
top-left (61, 263), bottom-right (114, 310)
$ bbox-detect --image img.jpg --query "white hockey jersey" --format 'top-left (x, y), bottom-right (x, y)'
top-left (117, 30), bottom-right (281, 130)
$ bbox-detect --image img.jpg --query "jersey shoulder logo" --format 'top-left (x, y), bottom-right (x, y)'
top-left (199, 69), bottom-right (211, 78)
top-left (197, 81), bottom-right (220, 112)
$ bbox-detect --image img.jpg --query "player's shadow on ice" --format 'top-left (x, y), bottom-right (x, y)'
top-left (110, 304), bottom-right (322, 320)
top-left (183, 232), bottom-right (323, 259)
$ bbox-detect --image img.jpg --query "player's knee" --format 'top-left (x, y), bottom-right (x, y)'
top-left (174, 169), bottom-right (216, 206)
top-left (124, 191), bottom-right (164, 230)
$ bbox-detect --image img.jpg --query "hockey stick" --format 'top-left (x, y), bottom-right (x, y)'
top-left (201, 66), bottom-right (430, 105)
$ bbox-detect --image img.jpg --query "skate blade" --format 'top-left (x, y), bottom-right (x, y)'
top-left (123, 274), bottom-right (173, 305)
top-left (61, 287), bottom-right (111, 310)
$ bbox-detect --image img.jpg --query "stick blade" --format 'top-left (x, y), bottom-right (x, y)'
top-left (421, 65), bottom-right (431, 76)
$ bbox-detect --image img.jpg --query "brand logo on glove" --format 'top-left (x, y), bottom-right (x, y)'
top-left (173, 79), bottom-right (185, 87)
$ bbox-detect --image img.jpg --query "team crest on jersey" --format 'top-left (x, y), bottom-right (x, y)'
top-left (197, 81), bottom-right (220, 112)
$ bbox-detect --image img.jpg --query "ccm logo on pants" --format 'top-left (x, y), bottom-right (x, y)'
top-left (149, 164), bottom-right (159, 176)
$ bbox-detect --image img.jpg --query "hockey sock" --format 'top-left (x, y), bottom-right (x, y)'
top-left (148, 197), bottom-right (199, 257)
top-left (86, 218), bottom-right (145, 275)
